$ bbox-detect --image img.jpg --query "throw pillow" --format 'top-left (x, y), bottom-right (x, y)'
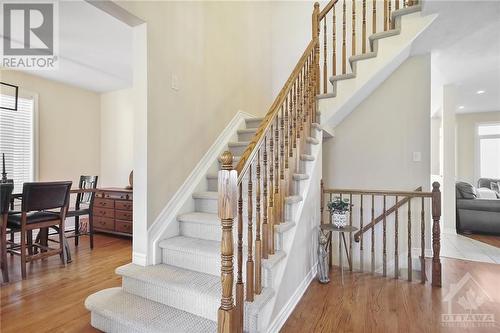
top-left (491, 181), bottom-right (500, 198)
top-left (456, 182), bottom-right (477, 199)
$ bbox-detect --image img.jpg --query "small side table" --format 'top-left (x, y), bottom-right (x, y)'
top-left (320, 224), bottom-right (358, 285)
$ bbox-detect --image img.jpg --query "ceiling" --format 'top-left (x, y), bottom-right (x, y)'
top-left (412, 0), bottom-right (500, 114)
top-left (3, 0), bottom-right (133, 93)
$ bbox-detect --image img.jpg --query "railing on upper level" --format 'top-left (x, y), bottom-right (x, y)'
top-left (216, 1), bottom-right (421, 332)
top-left (320, 181), bottom-right (442, 286)
top-left (317, 0), bottom-right (419, 94)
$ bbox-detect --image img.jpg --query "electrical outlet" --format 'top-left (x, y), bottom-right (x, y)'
top-left (171, 74), bottom-right (179, 91)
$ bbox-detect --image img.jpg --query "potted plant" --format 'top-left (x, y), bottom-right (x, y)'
top-left (327, 196), bottom-right (352, 228)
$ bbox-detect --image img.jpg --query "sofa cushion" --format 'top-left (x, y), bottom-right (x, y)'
top-left (477, 188), bottom-right (498, 199)
top-left (490, 181), bottom-right (500, 198)
top-left (456, 199), bottom-right (500, 213)
top-left (456, 182), bottom-right (477, 199)
top-left (478, 178), bottom-right (500, 189)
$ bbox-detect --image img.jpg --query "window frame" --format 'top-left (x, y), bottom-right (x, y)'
top-left (0, 89), bottom-right (39, 189)
top-left (475, 121), bottom-right (500, 183)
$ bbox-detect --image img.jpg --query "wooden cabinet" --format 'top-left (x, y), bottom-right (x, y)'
top-left (93, 188), bottom-right (133, 237)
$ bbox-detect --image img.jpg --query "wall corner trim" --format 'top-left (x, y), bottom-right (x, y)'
top-left (132, 252), bottom-right (147, 266)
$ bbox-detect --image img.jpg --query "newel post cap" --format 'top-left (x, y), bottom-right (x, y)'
top-left (219, 151), bottom-right (234, 170)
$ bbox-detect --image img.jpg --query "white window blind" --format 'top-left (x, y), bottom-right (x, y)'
top-left (0, 94), bottom-right (35, 193)
top-left (478, 123), bottom-right (500, 179)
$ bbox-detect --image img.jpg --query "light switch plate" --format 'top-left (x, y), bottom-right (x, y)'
top-left (171, 74), bottom-right (179, 91)
top-left (413, 152), bottom-right (421, 162)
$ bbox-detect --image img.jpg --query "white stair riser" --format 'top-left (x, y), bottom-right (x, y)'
top-left (121, 275), bottom-right (271, 333)
top-left (161, 248), bottom-right (279, 288)
top-left (122, 277), bottom-right (219, 322)
top-left (91, 313), bottom-right (141, 333)
top-left (238, 131), bottom-right (256, 142)
top-left (245, 118), bottom-right (262, 129)
top-left (194, 197), bottom-right (218, 214)
top-left (293, 178), bottom-right (308, 195)
top-left (207, 178), bottom-right (218, 192)
top-left (179, 218), bottom-right (293, 250)
top-left (228, 144), bottom-right (249, 156)
top-left (283, 201), bottom-right (298, 222)
top-left (299, 158), bottom-right (314, 174)
top-left (179, 220), bottom-right (249, 246)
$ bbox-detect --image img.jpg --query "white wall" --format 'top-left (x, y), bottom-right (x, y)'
top-left (116, 1), bottom-right (275, 228)
top-left (100, 88), bottom-right (134, 187)
top-left (323, 55), bottom-right (431, 191)
top-left (0, 69), bottom-right (101, 186)
top-left (265, 128), bottom-right (322, 332)
top-left (442, 85), bottom-right (457, 233)
top-left (430, 116), bottom-right (442, 176)
top-left (456, 111), bottom-right (500, 185)
top-left (322, 55), bottom-right (432, 266)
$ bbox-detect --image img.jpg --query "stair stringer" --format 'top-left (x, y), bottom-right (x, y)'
top-left (251, 128), bottom-right (323, 333)
top-left (317, 8), bottom-right (438, 131)
top-left (147, 111), bottom-right (254, 265)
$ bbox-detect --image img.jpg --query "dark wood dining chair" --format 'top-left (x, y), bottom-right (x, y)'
top-left (68, 176), bottom-right (98, 248)
top-left (1, 182), bottom-right (14, 283)
top-left (43, 176), bottom-right (98, 249)
top-left (6, 181), bottom-right (72, 279)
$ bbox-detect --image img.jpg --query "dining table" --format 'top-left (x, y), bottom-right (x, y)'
top-left (8, 188), bottom-right (97, 263)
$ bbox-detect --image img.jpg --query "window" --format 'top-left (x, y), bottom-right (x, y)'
top-left (477, 123), bottom-right (500, 179)
top-left (0, 94), bottom-right (35, 193)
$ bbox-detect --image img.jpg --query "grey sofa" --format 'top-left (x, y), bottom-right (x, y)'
top-left (456, 179), bottom-right (500, 235)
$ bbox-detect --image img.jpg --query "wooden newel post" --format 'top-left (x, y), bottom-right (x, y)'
top-left (218, 151), bottom-right (237, 333)
top-left (431, 182), bottom-right (442, 287)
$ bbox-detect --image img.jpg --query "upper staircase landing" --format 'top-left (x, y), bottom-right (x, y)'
top-left (316, 4), bottom-right (437, 134)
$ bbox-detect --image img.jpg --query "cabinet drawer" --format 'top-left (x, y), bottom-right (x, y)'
top-left (115, 200), bottom-right (133, 211)
top-left (94, 217), bottom-right (114, 230)
top-left (94, 198), bottom-right (114, 209)
top-left (94, 207), bottom-right (115, 218)
top-left (115, 220), bottom-right (132, 234)
top-left (115, 210), bottom-right (133, 221)
top-left (102, 192), bottom-right (132, 200)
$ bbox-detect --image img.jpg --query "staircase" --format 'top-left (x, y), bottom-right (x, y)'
top-left (85, 1), bottom-right (440, 332)
top-left (86, 115), bottom-right (323, 332)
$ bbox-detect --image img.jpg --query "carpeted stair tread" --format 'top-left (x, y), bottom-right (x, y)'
top-left (85, 287), bottom-right (217, 333)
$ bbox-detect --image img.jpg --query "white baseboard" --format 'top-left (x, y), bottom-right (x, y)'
top-left (443, 227), bottom-right (457, 235)
top-left (266, 263), bottom-right (318, 333)
top-left (132, 252), bottom-right (147, 266)
top-left (147, 110), bottom-right (255, 264)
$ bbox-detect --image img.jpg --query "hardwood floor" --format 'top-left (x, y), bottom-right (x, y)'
top-left (2, 234), bottom-right (500, 333)
top-left (282, 258), bottom-right (500, 333)
top-left (465, 234), bottom-right (500, 248)
top-left (1, 234), bottom-right (131, 333)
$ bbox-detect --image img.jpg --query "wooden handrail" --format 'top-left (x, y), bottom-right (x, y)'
top-left (234, 0), bottom-right (342, 182)
top-left (319, 0), bottom-right (339, 19)
top-left (324, 188), bottom-right (432, 197)
top-left (352, 186), bottom-right (422, 242)
top-left (235, 40), bottom-right (316, 183)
